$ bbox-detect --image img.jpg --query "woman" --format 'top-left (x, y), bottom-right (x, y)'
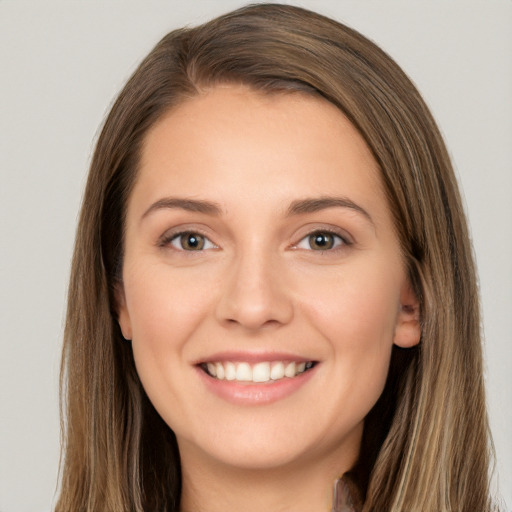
top-left (57, 4), bottom-right (499, 511)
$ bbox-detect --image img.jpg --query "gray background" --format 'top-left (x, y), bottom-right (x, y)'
top-left (1, 1), bottom-right (510, 511)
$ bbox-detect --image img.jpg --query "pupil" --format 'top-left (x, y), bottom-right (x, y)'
top-left (310, 233), bottom-right (333, 250)
top-left (182, 233), bottom-right (203, 250)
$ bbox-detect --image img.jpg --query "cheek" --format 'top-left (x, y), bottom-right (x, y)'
top-left (124, 263), bottom-right (214, 341)
top-left (300, 262), bottom-right (401, 407)
top-left (304, 260), bottom-right (401, 344)
top-left (123, 264), bottom-right (216, 395)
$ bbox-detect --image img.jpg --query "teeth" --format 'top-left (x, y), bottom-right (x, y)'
top-left (252, 362), bottom-right (270, 382)
top-left (270, 362), bottom-right (285, 380)
top-left (203, 360), bottom-right (314, 383)
top-left (215, 362), bottom-right (225, 380)
top-left (236, 362), bottom-right (252, 381)
top-left (225, 362), bottom-right (236, 381)
top-left (207, 363), bottom-right (217, 377)
top-left (284, 362), bottom-right (296, 378)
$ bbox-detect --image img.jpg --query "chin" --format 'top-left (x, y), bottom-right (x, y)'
top-left (177, 412), bottom-right (364, 474)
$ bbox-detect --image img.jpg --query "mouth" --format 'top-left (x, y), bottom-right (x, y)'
top-left (199, 360), bottom-right (317, 384)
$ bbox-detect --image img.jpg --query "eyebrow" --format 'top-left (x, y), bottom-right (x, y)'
top-left (141, 195), bottom-right (373, 226)
top-left (286, 196), bottom-right (374, 225)
top-left (142, 197), bottom-right (223, 219)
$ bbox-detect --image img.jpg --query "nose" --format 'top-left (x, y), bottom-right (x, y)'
top-left (215, 249), bottom-right (294, 330)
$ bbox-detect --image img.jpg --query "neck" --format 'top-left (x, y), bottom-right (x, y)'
top-left (178, 440), bottom-right (359, 512)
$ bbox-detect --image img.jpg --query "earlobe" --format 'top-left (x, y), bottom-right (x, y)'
top-left (393, 283), bottom-right (421, 348)
top-left (115, 284), bottom-right (133, 341)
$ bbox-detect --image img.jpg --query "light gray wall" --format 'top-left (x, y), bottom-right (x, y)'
top-left (1, 2), bottom-right (510, 511)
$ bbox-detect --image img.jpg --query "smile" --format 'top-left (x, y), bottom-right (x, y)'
top-left (200, 360), bottom-right (316, 383)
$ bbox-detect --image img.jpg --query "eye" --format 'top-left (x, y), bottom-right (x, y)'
top-left (296, 231), bottom-right (346, 251)
top-left (167, 232), bottom-right (216, 251)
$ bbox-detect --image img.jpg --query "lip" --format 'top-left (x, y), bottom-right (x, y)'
top-left (195, 358), bottom-right (319, 406)
top-left (193, 350), bottom-right (314, 365)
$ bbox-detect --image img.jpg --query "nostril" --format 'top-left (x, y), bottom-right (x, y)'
top-left (214, 263), bottom-right (294, 329)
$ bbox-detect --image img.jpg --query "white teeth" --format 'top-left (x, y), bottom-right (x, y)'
top-left (236, 362), bottom-right (252, 381)
top-left (204, 360), bottom-right (313, 383)
top-left (252, 362), bottom-right (270, 382)
top-left (207, 363), bottom-right (217, 377)
top-left (284, 362), bottom-right (296, 378)
top-left (225, 362), bottom-right (236, 381)
top-left (270, 362), bottom-right (285, 380)
top-left (215, 362), bottom-right (225, 380)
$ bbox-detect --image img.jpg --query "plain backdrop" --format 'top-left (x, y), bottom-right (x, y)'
top-left (1, 1), bottom-right (510, 511)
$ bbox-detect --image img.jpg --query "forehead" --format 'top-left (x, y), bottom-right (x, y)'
top-left (133, 85), bottom-right (386, 220)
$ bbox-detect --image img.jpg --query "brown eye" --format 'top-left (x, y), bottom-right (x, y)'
top-left (295, 230), bottom-right (347, 251)
top-left (167, 232), bottom-right (215, 251)
top-left (179, 233), bottom-right (204, 250)
top-left (308, 232), bottom-right (336, 250)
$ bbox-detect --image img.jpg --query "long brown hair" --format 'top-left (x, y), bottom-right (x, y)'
top-left (57, 4), bottom-right (498, 511)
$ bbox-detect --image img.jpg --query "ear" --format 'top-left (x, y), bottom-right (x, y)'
top-left (393, 281), bottom-right (421, 348)
top-left (115, 283), bottom-right (133, 341)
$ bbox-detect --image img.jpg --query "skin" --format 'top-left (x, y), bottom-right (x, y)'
top-left (117, 85), bottom-right (420, 512)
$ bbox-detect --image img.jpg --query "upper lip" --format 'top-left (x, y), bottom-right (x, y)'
top-left (193, 351), bottom-right (317, 365)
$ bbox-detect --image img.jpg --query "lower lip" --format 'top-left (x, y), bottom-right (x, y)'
top-left (195, 364), bottom-right (318, 405)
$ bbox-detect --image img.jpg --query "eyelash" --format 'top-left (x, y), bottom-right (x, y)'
top-left (159, 230), bottom-right (217, 252)
top-left (159, 229), bottom-right (351, 253)
top-left (294, 230), bottom-right (351, 252)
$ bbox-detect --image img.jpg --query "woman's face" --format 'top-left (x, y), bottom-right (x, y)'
top-left (117, 85), bottom-right (420, 474)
